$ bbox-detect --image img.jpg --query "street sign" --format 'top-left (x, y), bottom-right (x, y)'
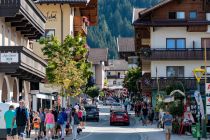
top-left (206, 83), bottom-right (210, 94)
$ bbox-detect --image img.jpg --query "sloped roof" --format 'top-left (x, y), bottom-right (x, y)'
top-left (88, 48), bottom-right (108, 65)
top-left (132, 8), bottom-right (145, 23)
top-left (139, 0), bottom-right (173, 16)
top-left (106, 60), bottom-right (129, 71)
top-left (117, 37), bottom-right (135, 53)
top-left (35, 0), bottom-right (88, 4)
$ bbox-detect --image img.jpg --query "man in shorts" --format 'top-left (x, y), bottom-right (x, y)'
top-left (12, 100), bottom-right (30, 140)
top-left (163, 110), bottom-right (173, 140)
top-left (4, 105), bottom-right (17, 139)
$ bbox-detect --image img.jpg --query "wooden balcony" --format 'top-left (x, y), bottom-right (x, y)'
top-left (74, 16), bottom-right (87, 36)
top-left (0, 0), bottom-right (45, 39)
top-left (141, 48), bottom-right (210, 60)
top-left (0, 46), bottom-right (47, 82)
top-left (151, 77), bottom-right (210, 91)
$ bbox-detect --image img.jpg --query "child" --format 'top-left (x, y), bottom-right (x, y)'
top-left (33, 112), bottom-right (41, 140)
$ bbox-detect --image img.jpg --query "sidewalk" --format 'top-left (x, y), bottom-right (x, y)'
top-left (133, 117), bottom-right (197, 140)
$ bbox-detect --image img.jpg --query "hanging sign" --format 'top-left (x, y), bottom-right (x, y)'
top-left (1, 52), bottom-right (18, 63)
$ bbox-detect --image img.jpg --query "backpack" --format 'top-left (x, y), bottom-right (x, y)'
top-left (57, 113), bottom-right (64, 125)
top-left (74, 114), bottom-right (80, 125)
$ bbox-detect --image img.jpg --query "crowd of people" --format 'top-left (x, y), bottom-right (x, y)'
top-left (134, 101), bottom-right (155, 126)
top-left (4, 100), bottom-right (87, 140)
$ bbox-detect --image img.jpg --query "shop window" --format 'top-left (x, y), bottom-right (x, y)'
top-left (166, 66), bottom-right (184, 77)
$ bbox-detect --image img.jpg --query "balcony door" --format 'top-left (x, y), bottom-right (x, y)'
top-left (201, 38), bottom-right (210, 48)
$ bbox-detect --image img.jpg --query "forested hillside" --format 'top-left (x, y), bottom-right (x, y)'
top-left (87, 0), bottom-right (159, 58)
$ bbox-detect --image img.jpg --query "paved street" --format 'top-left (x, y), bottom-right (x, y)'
top-left (28, 105), bottom-right (197, 140)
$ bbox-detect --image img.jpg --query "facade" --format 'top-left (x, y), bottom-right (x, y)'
top-left (32, 0), bottom-right (98, 110)
top-left (88, 48), bottom-right (108, 89)
top-left (105, 60), bottom-right (128, 88)
top-left (0, 0), bottom-right (46, 109)
top-left (133, 0), bottom-right (210, 105)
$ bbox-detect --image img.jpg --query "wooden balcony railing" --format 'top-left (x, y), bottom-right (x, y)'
top-left (151, 77), bottom-right (210, 90)
top-left (141, 48), bottom-right (210, 60)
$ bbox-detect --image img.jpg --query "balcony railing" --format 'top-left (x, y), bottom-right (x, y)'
top-left (141, 48), bottom-right (210, 60)
top-left (0, 46), bottom-right (47, 81)
top-left (74, 16), bottom-right (87, 35)
top-left (151, 77), bottom-right (210, 90)
top-left (0, 0), bottom-right (45, 39)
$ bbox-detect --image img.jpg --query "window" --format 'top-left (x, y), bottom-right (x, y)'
top-left (177, 12), bottom-right (185, 19)
top-left (167, 66), bottom-right (184, 77)
top-left (169, 12), bottom-right (185, 19)
top-left (166, 38), bottom-right (186, 49)
top-left (108, 72), bottom-right (111, 76)
top-left (113, 81), bottom-right (116, 85)
top-left (2, 25), bottom-right (4, 46)
top-left (45, 29), bottom-right (55, 38)
top-left (118, 72), bottom-right (120, 78)
top-left (189, 11), bottom-right (197, 19)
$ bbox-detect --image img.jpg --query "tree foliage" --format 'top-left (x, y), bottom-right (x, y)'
top-left (86, 86), bottom-right (100, 98)
top-left (40, 35), bottom-right (92, 97)
top-left (87, 0), bottom-right (159, 58)
top-left (123, 68), bottom-right (141, 93)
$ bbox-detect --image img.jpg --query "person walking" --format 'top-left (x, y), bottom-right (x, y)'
top-left (12, 100), bottom-right (30, 140)
top-left (142, 105), bottom-right (148, 126)
top-left (45, 109), bottom-right (55, 140)
top-left (81, 107), bottom-right (86, 129)
top-left (163, 110), bottom-right (173, 140)
top-left (52, 107), bottom-right (59, 138)
top-left (33, 112), bottom-right (41, 140)
top-left (78, 107), bottom-right (83, 128)
top-left (57, 108), bottom-right (68, 140)
top-left (39, 108), bottom-right (46, 139)
top-left (70, 108), bottom-right (80, 140)
top-left (4, 105), bottom-right (17, 140)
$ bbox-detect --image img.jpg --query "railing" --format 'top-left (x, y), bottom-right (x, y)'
top-left (151, 77), bottom-right (210, 90)
top-left (141, 48), bottom-right (210, 60)
top-left (0, 46), bottom-right (46, 76)
top-left (0, 0), bottom-right (45, 34)
top-left (74, 16), bottom-right (87, 34)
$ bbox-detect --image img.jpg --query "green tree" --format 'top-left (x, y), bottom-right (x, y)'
top-left (86, 86), bottom-right (100, 98)
top-left (40, 35), bottom-right (92, 97)
top-left (123, 68), bottom-right (141, 94)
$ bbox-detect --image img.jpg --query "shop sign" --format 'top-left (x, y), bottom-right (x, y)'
top-left (1, 52), bottom-right (18, 63)
top-left (206, 83), bottom-right (210, 94)
top-left (206, 96), bottom-right (210, 106)
top-left (206, 106), bottom-right (210, 115)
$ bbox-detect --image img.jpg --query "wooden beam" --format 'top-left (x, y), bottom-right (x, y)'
top-left (5, 15), bottom-right (24, 22)
top-left (11, 20), bottom-right (28, 27)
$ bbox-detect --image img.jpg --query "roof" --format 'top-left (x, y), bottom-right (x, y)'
top-left (132, 8), bottom-right (145, 23)
top-left (106, 60), bottom-right (128, 71)
top-left (35, 0), bottom-right (88, 4)
top-left (88, 48), bottom-right (108, 65)
top-left (139, 0), bottom-right (173, 16)
top-left (117, 37), bottom-right (135, 53)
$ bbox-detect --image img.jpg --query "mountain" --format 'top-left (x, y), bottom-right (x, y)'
top-left (87, 0), bottom-right (159, 59)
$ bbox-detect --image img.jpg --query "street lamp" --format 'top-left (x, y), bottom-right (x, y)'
top-left (193, 67), bottom-right (205, 140)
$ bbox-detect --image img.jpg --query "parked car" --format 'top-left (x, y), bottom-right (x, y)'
top-left (85, 105), bottom-right (99, 122)
top-left (110, 103), bottom-right (124, 112)
top-left (110, 110), bottom-right (130, 126)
